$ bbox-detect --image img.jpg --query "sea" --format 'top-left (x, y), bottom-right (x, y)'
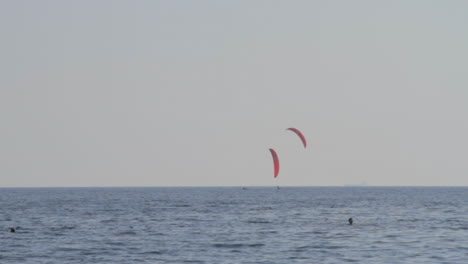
top-left (1, 187), bottom-right (467, 264)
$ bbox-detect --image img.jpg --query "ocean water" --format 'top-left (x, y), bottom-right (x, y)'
top-left (1, 187), bottom-right (467, 264)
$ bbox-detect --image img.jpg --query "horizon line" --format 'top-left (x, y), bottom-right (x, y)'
top-left (0, 185), bottom-right (467, 189)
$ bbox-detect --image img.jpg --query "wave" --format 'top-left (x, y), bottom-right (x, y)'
top-left (212, 243), bottom-right (265, 248)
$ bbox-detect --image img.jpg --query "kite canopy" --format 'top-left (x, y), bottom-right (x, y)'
top-left (286, 127), bottom-right (307, 148)
top-left (269, 148), bottom-right (280, 178)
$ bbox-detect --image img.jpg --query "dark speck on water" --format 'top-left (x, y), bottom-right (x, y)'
top-left (1, 187), bottom-right (467, 263)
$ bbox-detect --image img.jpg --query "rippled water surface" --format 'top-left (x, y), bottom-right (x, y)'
top-left (1, 187), bottom-right (467, 263)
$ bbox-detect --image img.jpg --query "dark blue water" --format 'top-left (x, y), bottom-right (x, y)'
top-left (1, 187), bottom-right (467, 263)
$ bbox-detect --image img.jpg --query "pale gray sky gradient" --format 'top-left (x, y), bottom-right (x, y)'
top-left (1, 1), bottom-right (467, 187)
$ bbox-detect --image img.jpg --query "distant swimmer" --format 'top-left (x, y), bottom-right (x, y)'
top-left (9, 227), bottom-right (16, 233)
top-left (348, 218), bottom-right (353, 225)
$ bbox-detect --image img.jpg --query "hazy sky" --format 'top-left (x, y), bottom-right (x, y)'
top-left (1, 1), bottom-right (467, 187)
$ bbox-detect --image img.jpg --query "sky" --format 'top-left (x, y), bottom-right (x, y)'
top-left (1, 0), bottom-right (467, 187)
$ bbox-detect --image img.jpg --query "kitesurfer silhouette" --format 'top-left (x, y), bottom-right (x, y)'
top-left (348, 218), bottom-right (353, 225)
